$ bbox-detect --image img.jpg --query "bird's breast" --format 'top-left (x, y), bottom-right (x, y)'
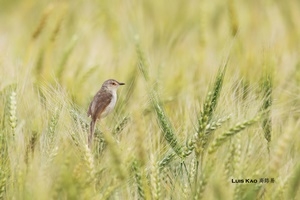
top-left (100, 92), bottom-right (117, 118)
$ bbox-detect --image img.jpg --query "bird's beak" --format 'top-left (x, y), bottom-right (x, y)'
top-left (118, 82), bottom-right (125, 85)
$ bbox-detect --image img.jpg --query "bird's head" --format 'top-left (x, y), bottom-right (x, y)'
top-left (103, 79), bottom-right (125, 91)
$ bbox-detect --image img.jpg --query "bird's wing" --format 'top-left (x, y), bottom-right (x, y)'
top-left (89, 90), bottom-right (113, 120)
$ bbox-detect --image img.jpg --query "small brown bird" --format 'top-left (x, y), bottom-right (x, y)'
top-left (87, 79), bottom-right (125, 147)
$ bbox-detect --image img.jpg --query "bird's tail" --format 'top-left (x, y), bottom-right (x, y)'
top-left (88, 120), bottom-right (95, 148)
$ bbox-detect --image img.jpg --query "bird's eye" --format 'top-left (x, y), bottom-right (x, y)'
top-left (112, 82), bottom-right (116, 85)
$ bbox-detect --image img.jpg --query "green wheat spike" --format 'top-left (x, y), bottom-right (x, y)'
top-left (47, 108), bottom-right (61, 147)
top-left (132, 160), bottom-right (145, 200)
top-left (136, 43), bottom-right (183, 157)
top-left (150, 158), bottom-right (161, 200)
top-left (182, 113), bottom-right (230, 158)
top-left (260, 69), bottom-right (273, 144)
top-left (198, 60), bottom-right (228, 135)
top-left (113, 116), bottom-right (130, 135)
top-left (9, 91), bottom-right (17, 136)
top-left (0, 165), bottom-right (7, 200)
top-left (69, 109), bottom-right (89, 132)
top-left (195, 60), bottom-right (228, 158)
top-left (158, 152), bottom-right (176, 170)
top-left (152, 97), bottom-right (183, 157)
top-left (205, 115), bottom-right (231, 135)
top-left (208, 114), bottom-right (261, 154)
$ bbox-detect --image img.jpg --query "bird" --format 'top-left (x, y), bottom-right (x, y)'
top-left (87, 79), bottom-right (125, 147)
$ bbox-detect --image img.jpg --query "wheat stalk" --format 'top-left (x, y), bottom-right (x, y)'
top-left (194, 158), bottom-right (215, 200)
top-left (136, 42), bottom-right (149, 82)
top-left (228, 0), bottom-right (238, 36)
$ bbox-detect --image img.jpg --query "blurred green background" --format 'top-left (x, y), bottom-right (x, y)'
top-left (1, 0), bottom-right (300, 199)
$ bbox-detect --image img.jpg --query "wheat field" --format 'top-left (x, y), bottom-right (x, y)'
top-left (1, 0), bottom-right (300, 199)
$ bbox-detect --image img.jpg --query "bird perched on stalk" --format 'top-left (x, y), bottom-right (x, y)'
top-left (87, 79), bottom-right (125, 148)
